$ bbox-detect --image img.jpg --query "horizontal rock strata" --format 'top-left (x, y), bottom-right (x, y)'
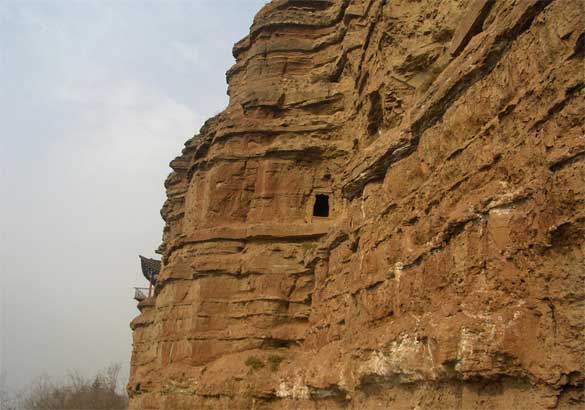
top-left (129, 0), bottom-right (585, 408)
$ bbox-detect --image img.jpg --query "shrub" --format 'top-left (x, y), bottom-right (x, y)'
top-left (244, 356), bottom-right (264, 371)
top-left (19, 364), bottom-right (128, 409)
top-left (267, 355), bottom-right (284, 372)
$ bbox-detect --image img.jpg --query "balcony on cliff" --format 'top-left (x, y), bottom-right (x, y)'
top-left (133, 255), bottom-right (160, 302)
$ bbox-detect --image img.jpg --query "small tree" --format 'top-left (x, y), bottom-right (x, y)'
top-left (1, 370), bottom-right (18, 410)
top-left (19, 364), bottom-right (128, 409)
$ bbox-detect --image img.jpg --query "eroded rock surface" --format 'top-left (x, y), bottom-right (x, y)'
top-left (128, 1), bottom-right (585, 408)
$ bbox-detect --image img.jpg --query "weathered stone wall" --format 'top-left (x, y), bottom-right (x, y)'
top-left (129, 0), bottom-right (584, 408)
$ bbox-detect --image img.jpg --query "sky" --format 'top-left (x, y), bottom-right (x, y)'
top-left (0, 0), bottom-right (267, 393)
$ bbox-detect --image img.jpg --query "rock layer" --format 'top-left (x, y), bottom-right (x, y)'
top-left (129, 1), bottom-right (585, 409)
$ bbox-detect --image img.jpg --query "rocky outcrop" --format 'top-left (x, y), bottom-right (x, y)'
top-left (128, 0), bottom-right (584, 408)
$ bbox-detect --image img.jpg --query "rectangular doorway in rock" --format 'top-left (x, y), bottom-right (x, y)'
top-left (313, 194), bottom-right (329, 217)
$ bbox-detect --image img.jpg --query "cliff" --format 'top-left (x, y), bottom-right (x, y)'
top-left (128, 1), bottom-right (585, 409)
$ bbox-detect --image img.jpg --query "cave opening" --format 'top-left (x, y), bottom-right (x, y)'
top-left (313, 194), bottom-right (329, 217)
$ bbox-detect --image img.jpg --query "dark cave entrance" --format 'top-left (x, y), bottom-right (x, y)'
top-left (313, 194), bottom-right (330, 217)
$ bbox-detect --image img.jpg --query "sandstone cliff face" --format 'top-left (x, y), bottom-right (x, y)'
top-left (129, 1), bottom-right (585, 408)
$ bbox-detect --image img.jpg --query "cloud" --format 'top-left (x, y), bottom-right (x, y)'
top-left (49, 78), bottom-right (203, 183)
top-left (172, 41), bottom-right (203, 67)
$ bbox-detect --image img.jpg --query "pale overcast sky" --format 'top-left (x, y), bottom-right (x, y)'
top-left (0, 0), bottom-right (266, 392)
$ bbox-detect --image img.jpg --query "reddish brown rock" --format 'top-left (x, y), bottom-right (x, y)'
top-left (129, 0), bottom-right (585, 408)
